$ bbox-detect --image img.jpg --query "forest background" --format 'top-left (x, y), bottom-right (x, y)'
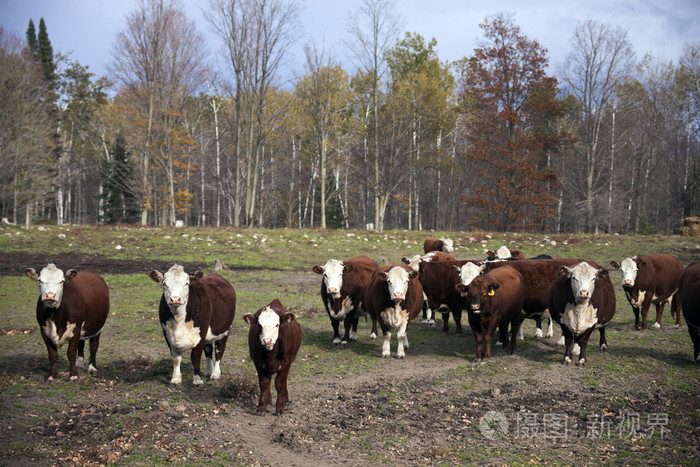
top-left (1, 0), bottom-right (699, 235)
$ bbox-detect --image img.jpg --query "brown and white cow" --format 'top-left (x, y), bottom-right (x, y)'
top-left (423, 237), bottom-right (454, 254)
top-left (678, 261), bottom-right (700, 362)
top-left (549, 262), bottom-right (616, 366)
top-left (486, 246), bottom-right (525, 261)
top-left (312, 256), bottom-right (378, 344)
top-left (243, 299), bottom-right (302, 415)
top-left (401, 251), bottom-right (457, 324)
top-left (416, 259), bottom-right (470, 333)
top-left (462, 266), bottom-right (525, 360)
top-left (610, 254), bottom-right (682, 329)
top-left (149, 265), bottom-right (236, 385)
top-left (364, 265), bottom-right (424, 358)
top-left (25, 264), bottom-right (110, 381)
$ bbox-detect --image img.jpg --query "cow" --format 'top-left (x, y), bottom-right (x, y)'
top-left (417, 259), bottom-right (471, 333)
top-left (423, 237), bottom-right (454, 254)
top-left (486, 246), bottom-right (525, 261)
top-left (364, 265), bottom-right (424, 358)
top-left (243, 299), bottom-right (302, 415)
top-left (402, 251), bottom-right (457, 324)
top-left (678, 261), bottom-right (700, 362)
top-left (148, 265), bottom-right (236, 385)
top-left (25, 264), bottom-right (109, 381)
top-left (549, 262), bottom-right (616, 366)
top-left (610, 254), bottom-right (683, 329)
top-left (461, 266), bottom-right (525, 360)
top-left (312, 256), bottom-right (378, 344)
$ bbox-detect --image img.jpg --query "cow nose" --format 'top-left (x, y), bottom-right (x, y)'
top-left (262, 338), bottom-right (273, 346)
top-left (392, 292), bottom-right (404, 300)
top-left (470, 304), bottom-right (481, 313)
top-left (328, 287), bottom-right (338, 294)
top-left (623, 280), bottom-right (633, 286)
top-left (578, 290), bottom-right (590, 299)
top-left (169, 296), bottom-right (182, 305)
top-left (44, 292), bottom-right (57, 301)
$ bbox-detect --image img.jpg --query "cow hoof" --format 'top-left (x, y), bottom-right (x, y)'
top-left (193, 376), bottom-right (204, 385)
top-left (70, 375), bottom-right (78, 381)
top-left (170, 378), bottom-right (182, 385)
top-left (599, 343), bottom-right (608, 352)
top-left (88, 364), bottom-right (98, 376)
top-left (370, 333), bottom-right (377, 340)
top-left (429, 319), bottom-right (435, 325)
top-left (556, 336), bottom-right (565, 346)
top-left (563, 356), bottom-right (572, 365)
top-left (534, 329), bottom-right (543, 338)
top-left (333, 338), bottom-right (341, 345)
top-left (577, 358), bottom-right (586, 366)
top-left (210, 372), bottom-right (221, 380)
top-left (47, 376), bottom-right (55, 382)
top-left (421, 319), bottom-right (429, 324)
top-left (674, 324), bottom-right (680, 329)
top-left (652, 322), bottom-right (661, 329)
top-left (382, 353), bottom-right (391, 358)
top-left (77, 357), bottom-right (85, 369)
top-left (396, 353), bottom-right (405, 359)
top-left (340, 340), bottom-right (348, 346)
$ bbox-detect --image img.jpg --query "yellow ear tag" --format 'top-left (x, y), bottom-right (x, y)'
top-left (488, 289), bottom-right (495, 296)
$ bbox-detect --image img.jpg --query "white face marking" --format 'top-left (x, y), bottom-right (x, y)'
top-left (37, 264), bottom-right (66, 308)
top-left (495, 246), bottom-right (511, 259)
top-left (459, 263), bottom-right (484, 292)
top-left (404, 254), bottom-right (423, 271)
top-left (320, 259), bottom-right (344, 297)
top-left (619, 258), bottom-right (638, 287)
top-left (567, 262), bottom-right (599, 303)
top-left (162, 265), bottom-right (191, 312)
top-left (386, 267), bottom-right (411, 302)
top-left (258, 307), bottom-right (281, 350)
top-left (440, 238), bottom-right (454, 253)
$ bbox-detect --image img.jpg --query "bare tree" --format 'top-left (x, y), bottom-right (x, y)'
top-left (110, 0), bottom-right (208, 226)
top-left (346, 0), bottom-right (404, 231)
top-left (560, 19), bottom-right (636, 233)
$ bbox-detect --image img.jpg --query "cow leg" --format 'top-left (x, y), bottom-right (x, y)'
top-left (275, 365), bottom-right (292, 415)
top-left (631, 305), bottom-right (641, 329)
top-left (546, 318), bottom-right (554, 339)
top-left (170, 353), bottom-right (183, 384)
top-left (396, 321), bottom-right (409, 359)
top-left (341, 316), bottom-right (352, 345)
top-left (381, 331), bottom-right (392, 358)
top-left (671, 293), bottom-right (681, 328)
top-left (203, 343), bottom-right (214, 377)
top-left (257, 373), bottom-right (272, 413)
top-left (87, 335), bottom-right (100, 375)
top-left (77, 339), bottom-right (86, 369)
top-left (640, 298), bottom-right (653, 330)
top-left (329, 315), bottom-right (342, 345)
top-left (349, 315), bottom-right (360, 341)
top-left (67, 330), bottom-right (81, 381)
top-left (191, 345), bottom-right (205, 385)
top-left (577, 328), bottom-right (594, 366)
top-left (534, 319), bottom-right (543, 338)
top-left (473, 331), bottom-right (484, 361)
top-left (499, 320), bottom-right (510, 350)
top-left (561, 326), bottom-right (574, 364)
top-left (688, 321), bottom-right (700, 362)
top-left (452, 308), bottom-right (463, 335)
top-left (598, 327), bottom-right (608, 351)
top-left (41, 332), bottom-right (59, 381)
top-left (509, 316), bottom-right (520, 355)
top-left (421, 300), bottom-right (429, 323)
top-left (653, 301), bottom-right (666, 329)
top-left (441, 312), bottom-right (450, 334)
top-left (370, 317), bottom-right (378, 340)
top-left (211, 336), bottom-right (228, 379)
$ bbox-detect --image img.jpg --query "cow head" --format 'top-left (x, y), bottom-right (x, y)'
top-left (616, 257), bottom-right (638, 288)
top-left (377, 266), bottom-right (417, 303)
top-left (401, 254), bottom-right (423, 272)
top-left (25, 263), bottom-right (78, 309)
top-left (561, 262), bottom-right (608, 304)
top-left (149, 265), bottom-right (203, 311)
top-left (455, 262), bottom-right (484, 297)
top-left (244, 307), bottom-right (296, 351)
top-left (495, 245), bottom-right (511, 259)
top-left (313, 259), bottom-right (350, 298)
top-left (440, 238), bottom-right (454, 253)
top-left (465, 276), bottom-right (499, 314)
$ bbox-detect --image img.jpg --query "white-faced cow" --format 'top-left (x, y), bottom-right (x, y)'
top-left (423, 237), bottom-right (454, 254)
top-left (678, 261), bottom-right (700, 362)
top-left (549, 262), bottom-right (616, 366)
top-left (401, 251), bottom-right (457, 324)
top-left (244, 299), bottom-right (302, 415)
top-left (486, 246), bottom-right (525, 261)
top-left (148, 265), bottom-right (236, 385)
top-left (364, 265), bottom-right (424, 358)
top-left (416, 259), bottom-right (470, 333)
top-left (610, 254), bottom-right (682, 329)
top-left (25, 264), bottom-right (109, 381)
top-left (312, 256), bottom-right (378, 344)
top-left (462, 266), bottom-right (525, 360)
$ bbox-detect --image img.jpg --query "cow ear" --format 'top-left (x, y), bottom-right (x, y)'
top-left (65, 269), bottom-right (78, 280)
top-left (488, 283), bottom-right (500, 295)
top-left (343, 264), bottom-right (354, 274)
top-left (560, 266), bottom-right (573, 278)
top-left (149, 270), bottom-right (163, 283)
top-left (281, 313), bottom-right (296, 324)
top-left (401, 257), bottom-right (410, 265)
top-left (487, 250), bottom-right (495, 258)
top-left (639, 260), bottom-right (647, 269)
top-left (408, 270), bottom-right (419, 279)
top-left (25, 268), bottom-right (38, 280)
top-left (609, 261), bottom-right (620, 269)
top-left (312, 265), bottom-right (323, 274)
top-left (190, 270), bottom-right (204, 281)
top-left (377, 271), bottom-right (387, 280)
top-left (452, 265), bottom-right (461, 275)
top-left (243, 313), bottom-right (257, 325)
top-left (596, 268), bottom-right (609, 280)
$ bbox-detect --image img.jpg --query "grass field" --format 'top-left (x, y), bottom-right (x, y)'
top-left (0, 225), bottom-right (698, 465)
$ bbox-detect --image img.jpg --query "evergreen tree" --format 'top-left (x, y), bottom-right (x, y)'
top-left (26, 19), bottom-right (37, 54)
top-left (37, 18), bottom-right (57, 85)
top-left (101, 134), bottom-right (139, 224)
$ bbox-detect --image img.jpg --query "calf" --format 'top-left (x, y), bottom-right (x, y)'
top-left (423, 237), bottom-right (454, 254)
top-left (417, 259), bottom-right (470, 333)
top-left (549, 262), bottom-right (616, 366)
top-left (149, 265), bottom-right (236, 385)
top-left (312, 256), bottom-right (378, 344)
top-left (364, 265), bottom-right (424, 358)
top-left (25, 264), bottom-right (109, 381)
top-left (402, 251), bottom-right (457, 324)
top-left (610, 254), bottom-right (682, 329)
top-left (678, 261), bottom-right (700, 362)
top-left (243, 299), bottom-right (302, 415)
top-left (462, 266), bottom-right (525, 360)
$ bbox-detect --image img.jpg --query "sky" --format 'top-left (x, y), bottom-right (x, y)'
top-left (1, 0), bottom-right (699, 87)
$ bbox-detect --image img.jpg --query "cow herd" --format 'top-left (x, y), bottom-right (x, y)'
top-left (23, 236), bottom-right (700, 415)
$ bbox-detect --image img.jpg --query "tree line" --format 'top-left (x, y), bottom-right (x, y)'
top-left (0, 0), bottom-right (698, 234)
